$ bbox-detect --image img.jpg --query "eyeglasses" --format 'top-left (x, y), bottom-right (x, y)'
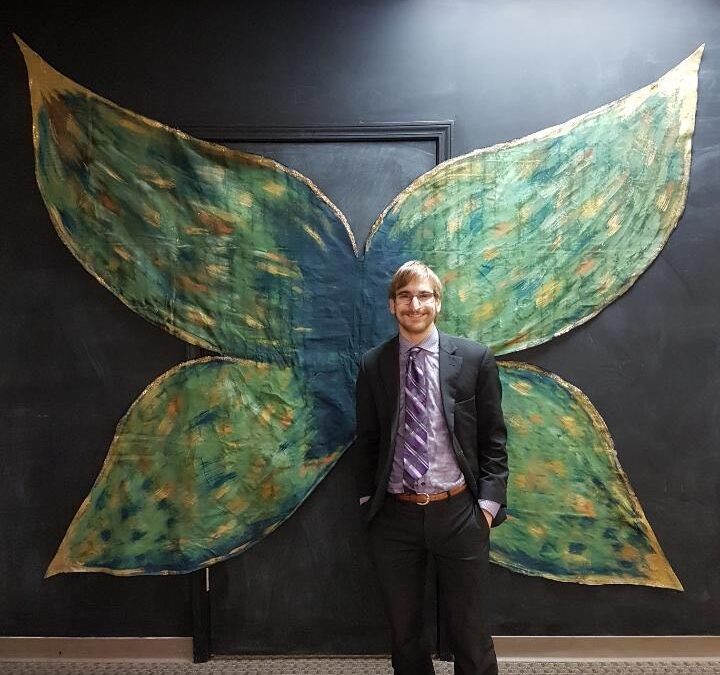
top-left (394, 291), bottom-right (437, 306)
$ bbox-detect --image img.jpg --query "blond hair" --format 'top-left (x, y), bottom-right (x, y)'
top-left (388, 261), bottom-right (443, 301)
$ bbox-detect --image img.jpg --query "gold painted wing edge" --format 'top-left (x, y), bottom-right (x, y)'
top-left (495, 361), bottom-right (683, 590)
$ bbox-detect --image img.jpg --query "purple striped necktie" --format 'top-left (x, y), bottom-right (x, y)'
top-left (403, 346), bottom-right (429, 491)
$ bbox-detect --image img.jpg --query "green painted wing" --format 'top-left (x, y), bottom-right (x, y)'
top-left (47, 357), bottom-right (342, 576)
top-left (362, 47), bottom-right (702, 355)
top-left (491, 362), bottom-right (681, 589)
top-left (18, 37), bottom-right (358, 364)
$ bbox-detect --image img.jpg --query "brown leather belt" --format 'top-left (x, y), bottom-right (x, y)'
top-left (391, 483), bottom-right (467, 506)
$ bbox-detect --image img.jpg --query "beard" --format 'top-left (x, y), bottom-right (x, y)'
top-left (396, 307), bottom-right (437, 335)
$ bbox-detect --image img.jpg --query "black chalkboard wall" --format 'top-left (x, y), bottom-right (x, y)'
top-left (2, 0), bottom-right (719, 642)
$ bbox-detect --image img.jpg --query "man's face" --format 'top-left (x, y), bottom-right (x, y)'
top-left (388, 278), bottom-right (441, 337)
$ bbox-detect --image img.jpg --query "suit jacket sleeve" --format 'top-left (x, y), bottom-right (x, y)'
top-left (353, 353), bottom-right (380, 499)
top-left (475, 348), bottom-right (509, 507)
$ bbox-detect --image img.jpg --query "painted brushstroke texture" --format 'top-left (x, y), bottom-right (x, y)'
top-left (492, 363), bottom-right (681, 590)
top-left (364, 47), bottom-right (702, 355)
top-left (18, 37), bottom-right (700, 586)
top-left (47, 357), bottom-right (341, 576)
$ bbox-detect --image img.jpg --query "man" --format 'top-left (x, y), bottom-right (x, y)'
top-left (354, 260), bottom-right (508, 675)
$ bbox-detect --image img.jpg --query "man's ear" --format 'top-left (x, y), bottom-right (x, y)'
top-left (388, 298), bottom-right (396, 317)
top-left (436, 299), bottom-right (441, 315)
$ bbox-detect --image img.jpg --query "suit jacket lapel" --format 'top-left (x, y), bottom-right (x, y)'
top-left (439, 331), bottom-right (462, 434)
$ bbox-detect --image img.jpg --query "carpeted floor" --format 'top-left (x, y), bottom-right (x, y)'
top-left (1, 660), bottom-right (719, 674)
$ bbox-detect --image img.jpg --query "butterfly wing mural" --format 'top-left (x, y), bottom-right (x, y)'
top-left (17, 35), bottom-right (700, 587)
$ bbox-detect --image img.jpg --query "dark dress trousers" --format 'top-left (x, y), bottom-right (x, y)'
top-left (354, 331), bottom-right (508, 675)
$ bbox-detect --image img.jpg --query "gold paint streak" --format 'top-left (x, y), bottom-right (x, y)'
top-left (211, 522), bottom-right (235, 540)
top-left (447, 216), bottom-right (461, 234)
top-left (302, 223), bottom-right (327, 250)
top-left (262, 180), bottom-right (286, 197)
top-left (142, 205), bottom-right (161, 228)
top-left (528, 525), bottom-right (546, 538)
top-left (544, 460), bottom-right (567, 477)
top-left (535, 279), bottom-right (562, 308)
top-left (237, 191), bottom-right (254, 208)
top-left (597, 273), bottom-right (614, 293)
top-left (579, 195), bottom-right (605, 219)
top-left (112, 245), bottom-right (131, 262)
top-left (185, 307), bottom-right (216, 328)
top-left (607, 213), bottom-right (621, 236)
top-left (257, 261), bottom-right (298, 278)
top-left (258, 404), bottom-right (274, 427)
top-left (482, 247), bottom-right (499, 261)
top-left (509, 380), bottom-right (532, 395)
top-left (656, 182), bottom-right (676, 212)
top-left (243, 314), bottom-right (264, 330)
top-left (473, 302), bottom-right (495, 322)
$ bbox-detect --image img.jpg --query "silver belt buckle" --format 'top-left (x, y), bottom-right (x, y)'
top-left (417, 492), bottom-right (430, 506)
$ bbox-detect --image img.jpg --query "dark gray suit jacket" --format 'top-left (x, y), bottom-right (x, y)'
top-left (354, 330), bottom-right (509, 526)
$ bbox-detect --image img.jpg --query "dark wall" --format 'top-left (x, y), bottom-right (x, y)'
top-left (2, 0), bottom-right (719, 639)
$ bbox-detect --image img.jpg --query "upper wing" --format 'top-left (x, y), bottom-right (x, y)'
top-left (362, 47), bottom-right (702, 354)
top-left (17, 36), bottom-right (358, 364)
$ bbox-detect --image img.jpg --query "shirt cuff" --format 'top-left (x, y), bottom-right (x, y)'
top-left (478, 499), bottom-right (500, 518)
top-left (359, 495), bottom-right (371, 505)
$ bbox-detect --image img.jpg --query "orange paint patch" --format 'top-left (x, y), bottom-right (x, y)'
top-left (197, 210), bottom-right (235, 235)
top-left (575, 259), bottom-right (598, 276)
top-left (227, 497), bottom-right (249, 513)
top-left (422, 193), bottom-right (443, 213)
top-left (528, 413), bottom-right (544, 425)
top-left (261, 480), bottom-right (279, 501)
top-left (493, 221), bottom-right (515, 237)
top-left (560, 415), bottom-right (583, 438)
top-left (154, 484), bottom-right (175, 501)
top-left (568, 494), bottom-right (596, 518)
top-left (177, 276), bottom-right (209, 294)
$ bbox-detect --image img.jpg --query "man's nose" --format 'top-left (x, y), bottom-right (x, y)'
top-left (410, 296), bottom-right (421, 309)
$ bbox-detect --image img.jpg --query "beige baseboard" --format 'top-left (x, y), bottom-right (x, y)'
top-left (0, 637), bottom-right (193, 661)
top-left (1, 636), bottom-right (719, 662)
top-left (493, 636), bottom-right (720, 661)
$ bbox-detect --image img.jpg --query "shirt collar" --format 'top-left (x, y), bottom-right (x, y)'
top-left (399, 324), bottom-right (439, 355)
